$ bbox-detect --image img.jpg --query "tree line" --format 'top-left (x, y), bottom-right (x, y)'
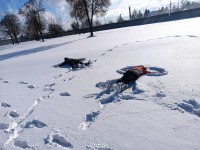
top-left (0, 0), bottom-right (199, 45)
top-left (117, 0), bottom-right (200, 23)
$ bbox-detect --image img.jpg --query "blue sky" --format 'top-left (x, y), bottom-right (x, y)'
top-left (0, 0), bottom-right (64, 19)
top-left (0, 0), bottom-right (199, 28)
top-left (0, 0), bottom-right (26, 16)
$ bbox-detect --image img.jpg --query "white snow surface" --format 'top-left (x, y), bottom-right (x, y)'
top-left (1, 18), bottom-right (200, 150)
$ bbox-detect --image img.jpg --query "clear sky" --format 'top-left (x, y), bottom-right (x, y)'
top-left (0, 0), bottom-right (199, 29)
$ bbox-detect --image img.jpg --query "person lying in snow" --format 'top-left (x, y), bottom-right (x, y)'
top-left (96, 65), bottom-right (167, 93)
top-left (58, 57), bottom-right (91, 69)
top-left (117, 65), bottom-right (153, 84)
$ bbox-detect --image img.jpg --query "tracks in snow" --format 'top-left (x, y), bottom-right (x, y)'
top-left (1, 71), bottom-right (73, 149)
top-left (1, 34), bottom-right (199, 148)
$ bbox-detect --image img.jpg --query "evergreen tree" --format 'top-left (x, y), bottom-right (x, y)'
top-left (144, 8), bottom-right (150, 17)
top-left (132, 9), bottom-right (138, 20)
top-left (117, 14), bottom-right (124, 22)
top-left (137, 10), bottom-right (143, 19)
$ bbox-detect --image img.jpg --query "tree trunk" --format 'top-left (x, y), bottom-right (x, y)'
top-left (39, 30), bottom-right (44, 42)
top-left (35, 20), bottom-right (44, 42)
top-left (83, 0), bottom-right (94, 37)
top-left (15, 36), bottom-right (19, 44)
top-left (33, 33), bottom-right (38, 41)
top-left (35, 32), bottom-right (40, 41)
top-left (11, 27), bottom-right (19, 44)
top-left (13, 31), bottom-right (19, 44)
top-left (89, 22), bottom-right (94, 37)
top-left (90, 1), bottom-right (94, 37)
top-left (9, 34), bottom-right (14, 45)
top-left (76, 20), bottom-right (80, 35)
top-left (33, 22), bottom-right (40, 41)
top-left (37, 14), bottom-right (44, 42)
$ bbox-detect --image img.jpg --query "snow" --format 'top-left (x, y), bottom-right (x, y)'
top-left (1, 18), bottom-right (200, 150)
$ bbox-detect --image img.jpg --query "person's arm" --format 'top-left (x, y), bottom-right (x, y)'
top-left (59, 62), bottom-right (66, 67)
top-left (144, 70), bottom-right (151, 74)
top-left (145, 70), bottom-right (159, 75)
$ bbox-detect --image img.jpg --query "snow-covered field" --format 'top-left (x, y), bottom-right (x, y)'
top-left (0, 18), bottom-right (200, 150)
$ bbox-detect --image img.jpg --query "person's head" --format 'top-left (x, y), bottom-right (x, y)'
top-left (64, 57), bottom-right (69, 61)
top-left (137, 65), bottom-right (147, 71)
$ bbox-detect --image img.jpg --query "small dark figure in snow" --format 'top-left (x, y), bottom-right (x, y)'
top-left (58, 57), bottom-right (91, 69)
top-left (96, 65), bottom-right (165, 93)
top-left (117, 65), bottom-right (152, 84)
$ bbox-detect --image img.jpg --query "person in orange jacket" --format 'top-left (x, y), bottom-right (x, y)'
top-left (117, 65), bottom-right (152, 84)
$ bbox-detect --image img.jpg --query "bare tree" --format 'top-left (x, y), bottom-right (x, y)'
top-left (19, 0), bottom-right (46, 41)
top-left (0, 13), bottom-right (21, 45)
top-left (66, 0), bottom-right (111, 37)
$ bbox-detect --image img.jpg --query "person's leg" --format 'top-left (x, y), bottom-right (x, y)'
top-left (59, 62), bottom-right (66, 67)
top-left (116, 79), bottom-right (122, 83)
top-left (84, 60), bottom-right (91, 66)
top-left (74, 60), bottom-right (84, 68)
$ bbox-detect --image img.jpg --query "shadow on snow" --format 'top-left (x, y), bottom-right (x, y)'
top-left (0, 38), bottom-right (85, 61)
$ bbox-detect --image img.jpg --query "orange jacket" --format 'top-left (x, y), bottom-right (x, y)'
top-left (131, 66), bottom-right (152, 75)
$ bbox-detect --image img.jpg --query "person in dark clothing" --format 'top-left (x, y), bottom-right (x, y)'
top-left (58, 57), bottom-right (91, 69)
top-left (117, 65), bottom-right (152, 84)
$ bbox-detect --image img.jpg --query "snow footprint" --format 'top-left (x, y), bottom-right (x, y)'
top-left (14, 140), bottom-right (31, 149)
top-left (45, 133), bottom-right (73, 148)
top-left (43, 83), bottom-right (55, 92)
top-left (79, 110), bottom-right (101, 130)
top-left (9, 111), bottom-right (19, 118)
top-left (177, 99), bottom-right (200, 117)
top-left (123, 43), bottom-right (129, 45)
top-left (60, 92), bottom-right (71, 97)
top-left (96, 82), bottom-right (108, 89)
top-left (63, 76), bottom-right (75, 82)
top-left (0, 123), bottom-right (9, 130)
top-left (153, 91), bottom-right (166, 98)
top-left (85, 111), bottom-right (101, 122)
top-left (24, 119), bottom-right (47, 128)
top-left (27, 84), bottom-right (36, 89)
top-left (19, 81), bottom-right (36, 89)
top-left (187, 35), bottom-right (198, 38)
top-left (106, 49), bottom-right (113, 52)
top-left (1, 102), bottom-right (11, 108)
top-left (19, 81), bottom-right (28, 84)
top-left (84, 93), bottom-right (98, 99)
top-left (52, 74), bottom-right (63, 81)
top-left (86, 144), bottom-right (113, 150)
